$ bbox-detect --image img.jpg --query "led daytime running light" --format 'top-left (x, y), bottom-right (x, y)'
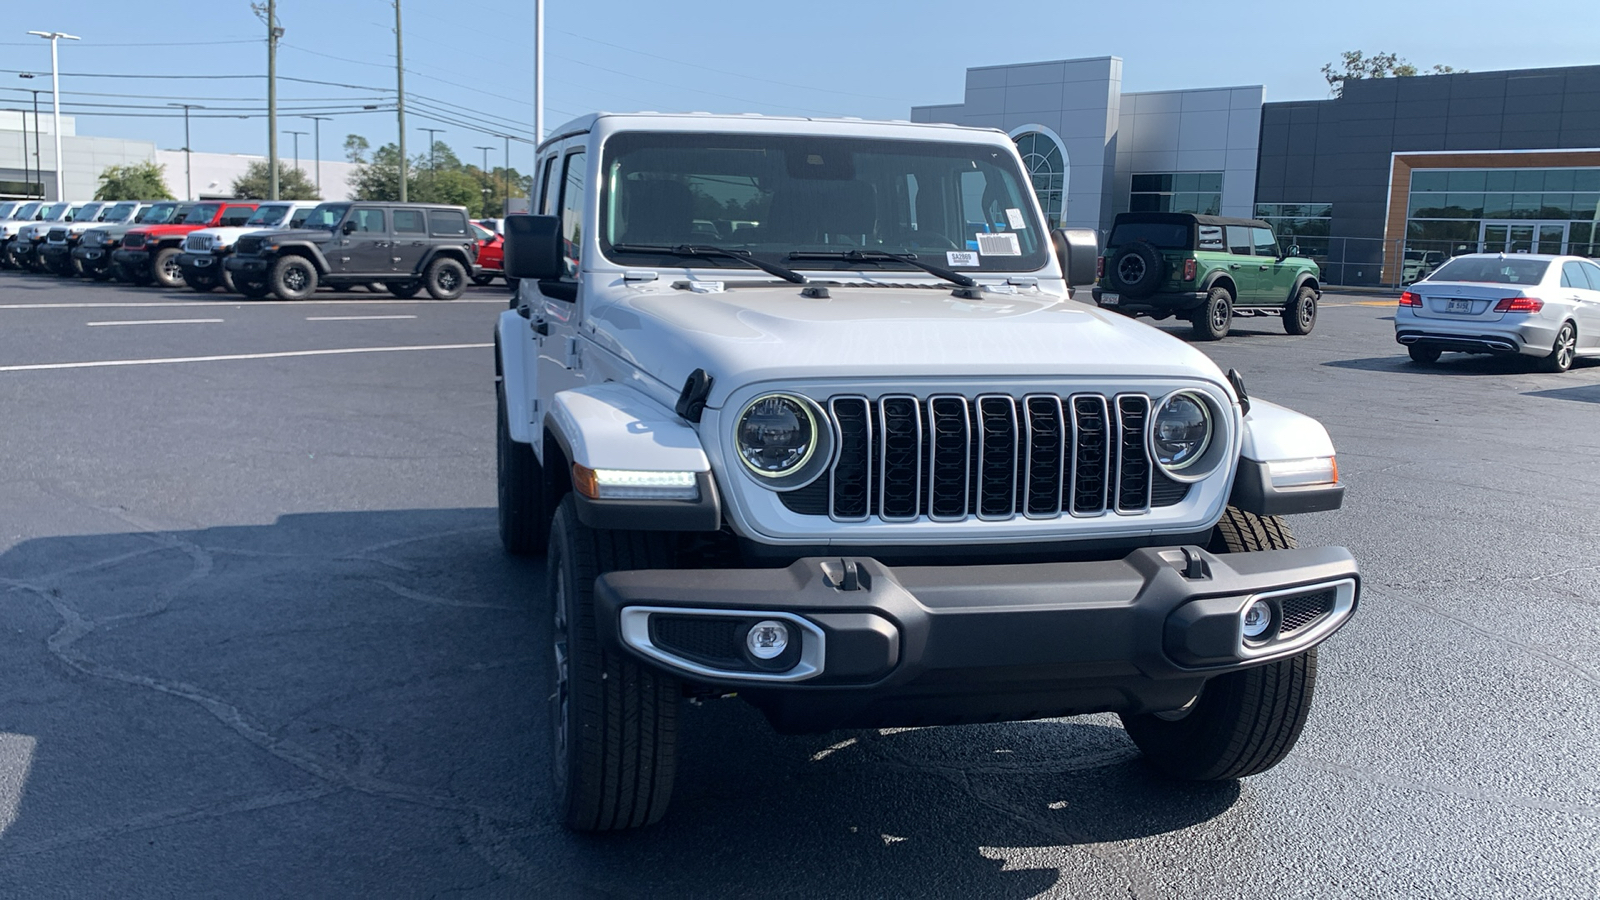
top-left (572, 464), bottom-right (699, 501)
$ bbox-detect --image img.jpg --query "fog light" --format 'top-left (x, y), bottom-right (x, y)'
top-left (746, 620), bottom-right (790, 660)
top-left (1242, 600), bottom-right (1273, 639)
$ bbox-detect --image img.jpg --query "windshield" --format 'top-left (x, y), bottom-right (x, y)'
top-left (141, 203), bottom-right (181, 225)
top-left (0, 202), bottom-right (17, 219)
top-left (1108, 222), bottom-right (1191, 250)
top-left (302, 203), bottom-right (349, 231)
top-left (40, 203), bottom-right (68, 220)
top-left (11, 202), bottom-right (42, 220)
top-left (180, 203), bottom-right (220, 225)
top-left (244, 205), bottom-right (292, 227)
top-left (600, 133), bottom-right (1049, 274)
top-left (76, 202), bottom-right (106, 221)
top-left (102, 202), bottom-right (138, 223)
top-left (1427, 257), bottom-right (1549, 285)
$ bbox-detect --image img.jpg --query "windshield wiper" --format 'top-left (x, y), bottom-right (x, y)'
top-left (612, 243), bottom-right (807, 284)
top-left (785, 249), bottom-right (977, 288)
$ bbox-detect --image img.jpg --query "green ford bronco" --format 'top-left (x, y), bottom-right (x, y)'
top-left (1092, 212), bottom-right (1321, 341)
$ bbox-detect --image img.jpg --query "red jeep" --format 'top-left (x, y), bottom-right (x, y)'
top-left (113, 201), bottom-right (259, 288)
top-left (471, 220), bottom-right (503, 285)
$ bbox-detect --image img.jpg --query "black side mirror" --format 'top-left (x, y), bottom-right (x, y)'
top-left (341, 220), bottom-right (357, 235)
top-left (1052, 227), bottom-right (1100, 288)
top-left (504, 214), bottom-right (564, 281)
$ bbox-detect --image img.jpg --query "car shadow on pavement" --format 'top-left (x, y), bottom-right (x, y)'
top-left (1524, 383), bottom-right (1600, 404)
top-left (1323, 354), bottom-right (1547, 376)
top-left (0, 508), bottom-right (1239, 897)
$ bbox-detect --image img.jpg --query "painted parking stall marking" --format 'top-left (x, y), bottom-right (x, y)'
top-left (0, 343), bottom-right (492, 373)
top-left (86, 318), bottom-right (225, 327)
top-left (305, 315), bottom-right (419, 321)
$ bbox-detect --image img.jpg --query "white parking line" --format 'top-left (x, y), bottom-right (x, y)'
top-left (305, 315), bottom-right (418, 321)
top-left (86, 318), bottom-right (225, 327)
top-left (0, 343), bottom-right (492, 373)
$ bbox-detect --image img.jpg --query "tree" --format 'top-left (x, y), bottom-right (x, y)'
top-left (95, 161), bottom-right (175, 201)
top-left (1322, 51), bottom-right (1465, 98)
top-left (230, 160), bottom-right (321, 201)
top-left (344, 134), bottom-right (532, 216)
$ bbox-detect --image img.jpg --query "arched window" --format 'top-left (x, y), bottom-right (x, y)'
top-left (1010, 126), bottom-right (1068, 229)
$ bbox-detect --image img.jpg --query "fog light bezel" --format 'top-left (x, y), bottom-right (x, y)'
top-left (618, 607), bottom-right (827, 683)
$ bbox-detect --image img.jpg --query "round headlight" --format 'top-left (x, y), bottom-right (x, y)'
top-left (736, 394), bottom-right (818, 477)
top-left (1152, 391), bottom-right (1212, 471)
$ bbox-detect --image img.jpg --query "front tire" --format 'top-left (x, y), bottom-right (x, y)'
top-left (152, 247), bottom-right (186, 288)
top-left (270, 256), bottom-right (318, 301)
top-left (497, 381), bottom-right (546, 556)
top-left (186, 271), bottom-right (218, 293)
top-left (424, 258), bottom-right (467, 300)
top-left (1120, 508), bottom-right (1317, 780)
top-left (1540, 322), bottom-right (1577, 373)
top-left (548, 496), bottom-right (680, 831)
top-left (1191, 286), bottom-right (1233, 342)
top-left (237, 278), bottom-right (272, 300)
top-left (1283, 286), bottom-right (1317, 335)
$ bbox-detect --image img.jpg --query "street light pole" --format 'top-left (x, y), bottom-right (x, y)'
top-left (27, 31), bottom-right (79, 201)
top-left (284, 129), bottom-right (306, 177)
top-left (419, 127), bottom-right (443, 188)
top-left (17, 80), bottom-right (43, 199)
top-left (502, 133), bottom-right (510, 212)
top-left (474, 145), bottom-right (492, 217)
top-left (394, 0), bottom-right (407, 202)
top-left (305, 115), bottom-right (331, 195)
top-left (167, 103), bottom-right (203, 201)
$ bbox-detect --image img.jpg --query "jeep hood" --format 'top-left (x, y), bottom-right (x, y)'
top-left (587, 283), bottom-right (1228, 405)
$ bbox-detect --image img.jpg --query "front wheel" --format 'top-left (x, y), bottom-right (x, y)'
top-left (270, 256), bottom-right (318, 301)
top-left (548, 496), bottom-right (680, 831)
top-left (152, 247), bottom-right (186, 288)
top-left (1283, 286), bottom-right (1317, 335)
top-left (1120, 508), bottom-right (1317, 780)
top-left (424, 258), bottom-right (467, 300)
top-left (1540, 322), bottom-right (1577, 373)
top-left (1190, 286), bottom-right (1233, 342)
top-left (186, 271), bottom-right (218, 293)
top-left (237, 278), bottom-right (272, 300)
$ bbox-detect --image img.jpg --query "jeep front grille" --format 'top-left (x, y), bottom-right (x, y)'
top-left (185, 235), bottom-right (210, 252)
top-left (123, 233), bottom-right (146, 249)
top-left (786, 393), bottom-right (1187, 522)
top-left (236, 236), bottom-right (264, 256)
top-left (46, 228), bottom-right (67, 244)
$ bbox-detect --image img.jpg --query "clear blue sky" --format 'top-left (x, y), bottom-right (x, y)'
top-left (1, 0), bottom-right (1596, 180)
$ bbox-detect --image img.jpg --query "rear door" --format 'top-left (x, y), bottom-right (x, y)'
top-left (390, 208), bottom-right (429, 274)
top-left (1253, 226), bottom-right (1295, 305)
top-left (1571, 260), bottom-right (1600, 348)
top-left (1224, 225), bottom-right (1259, 301)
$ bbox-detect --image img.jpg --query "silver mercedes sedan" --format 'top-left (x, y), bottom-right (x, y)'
top-left (1395, 253), bottom-right (1600, 372)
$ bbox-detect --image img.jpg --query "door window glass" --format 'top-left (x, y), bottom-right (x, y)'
top-left (560, 151), bottom-right (586, 276)
top-left (539, 156), bottom-right (559, 215)
top-left (1562, 261), bottom-right (1590, 289)
top-left (351, 209), bottom-right (386, 233)
top-left (393, 209), bottom-right (427, 234)
top-left (427, 210), bottom-right (468, 237)
top-left (1251, 227), bottom-right (1278, 257)
top-left (220, 206), bottom-right (255, 227)
top-left (1226, 225), bottom-right (1253, 255)
top-left (1198, 225), bottom-right (1223, 250)
top-left (1580, 261), bottom-right (1600, 290)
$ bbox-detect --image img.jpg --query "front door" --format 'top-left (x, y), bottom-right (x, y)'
top-left (336, 207), bottom-right (391, 276)
top-left (1480, 220), bottom-right (1568, 255)
top-left (1252, 226), bottom-right (1296, 305)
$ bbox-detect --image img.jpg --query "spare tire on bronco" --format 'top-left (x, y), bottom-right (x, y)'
top-left (1106, 240), bottom-right (1165, 299)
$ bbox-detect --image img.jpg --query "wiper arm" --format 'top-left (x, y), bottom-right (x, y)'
top-left (785, 249), bottom-right (977, 288)
top-left (612, 243), bottom-right (807, 284)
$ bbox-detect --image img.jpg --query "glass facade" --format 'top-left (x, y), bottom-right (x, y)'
top-left (1012, 131), bottom-right (1064, 228)
top-left (1130, 173), bottom-right (1222, 214)
top-left (1405, 168), bottom-right (1600, 273)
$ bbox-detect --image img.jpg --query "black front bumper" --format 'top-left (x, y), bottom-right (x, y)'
top-left (594, 545), bottom-right (1359, 733)
top-left (225, 256), bottom-right (270, 276)
top-left (72, 245), bottom-right (113, 271)
top-left (40, 243), bottom-right (72, 266)
top-left (111, 248), bottom-right (150, 269)
top-left (178, 252), bottom-right (227, 277)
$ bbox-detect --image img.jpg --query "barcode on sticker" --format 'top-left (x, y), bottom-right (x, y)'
top-left (976, 232), bottom-right (1021, 256)
top-left (946, 251), bottom-right (979, 267)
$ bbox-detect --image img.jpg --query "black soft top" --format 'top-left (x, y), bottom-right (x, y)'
top-left (1112, 212), bottom-right (1274, 231)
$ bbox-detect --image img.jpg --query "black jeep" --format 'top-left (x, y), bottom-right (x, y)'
top-left (224, 201), bottom-right (478, 300)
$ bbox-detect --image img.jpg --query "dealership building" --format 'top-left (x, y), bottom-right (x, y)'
top-left (913, 58), bottom-right (1600, 285)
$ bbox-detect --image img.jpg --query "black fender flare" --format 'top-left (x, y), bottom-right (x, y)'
top-left (1200, 269), bottom-right (1237, 299)
top-left (415, 245), bottom-right (474, 276)
top-left (1289, 273), bottom-right (1320, 303)
top-left (270, 242), bottom-right (333, 275)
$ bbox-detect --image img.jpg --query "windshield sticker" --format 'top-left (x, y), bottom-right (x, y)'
top-left (976, 232), bottom-right (1021, 257)
top-left (946, 251), bottom-right (979, 267)
top-left (1005, 208), bottom-right (1027, 229)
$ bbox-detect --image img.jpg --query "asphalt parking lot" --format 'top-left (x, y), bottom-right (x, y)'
top-left (0, 273), bottom-right (1597, 899)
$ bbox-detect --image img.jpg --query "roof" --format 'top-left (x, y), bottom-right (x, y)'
top-left (1112, 211), bottom-right (1274, 230)
top-left (539, 111), bottom-right (1008, 153)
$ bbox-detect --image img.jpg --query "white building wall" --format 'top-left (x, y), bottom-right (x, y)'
top-left (1114, 87), bottom-right (1263, 220)
top-left (155, 150), bottom-right (358, 202)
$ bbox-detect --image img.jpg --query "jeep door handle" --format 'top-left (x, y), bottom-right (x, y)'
top-left (532, 319), bottom-right (549, 335)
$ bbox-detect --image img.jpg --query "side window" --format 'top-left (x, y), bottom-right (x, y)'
top-left (539, 156), bottom-right (559, 216)
top-left (559, 151), bottom-right (587, 278)
top-left (1198, 225), bottom-right (1224, 251)
top-left (1251, 227), bottom-right (1278, 257)
top-left (351, 209), bottom-right (386, 233)
top-left (427, 210), bottom-right (468, 237)
top-left (1581, 261), bottom-right (1600, 290)
top-left (1226, 225), bottom-right (1253, 255)
top-left (393, 209), bottom-right (427, 234)
top-left (289, 210), bottom-right (310, 228)
top-left (1561, 261), bottom-right (1585, 288)
top-left (221, 206), bottom-right (254, 227)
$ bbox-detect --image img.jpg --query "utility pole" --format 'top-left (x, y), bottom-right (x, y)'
top-left (285, 129), bottom-right (306, 177)
top-left (474, 145), bottom-right (491, 217)
top-left (534, 0), bottom-right (544, 146)
top-left (254, 2), bottom-right (283, 200)
top-left (395, 0), bottom-right (407, 202)
top-left (419, 127), bottom-right (443, 189)
top-left (167, 103), bottom-right (203, 201)
top-left (502, 133), bottom-right (510, 213)
top-left (28, 31), bottom-right (79, 201)
top-left (8, 108), bottom-right (27, 197)
top-left (305, 115), bottom-right (331, 194)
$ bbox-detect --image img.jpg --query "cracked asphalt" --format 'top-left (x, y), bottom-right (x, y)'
top-left (0, 275), bottom-right (1597, 898)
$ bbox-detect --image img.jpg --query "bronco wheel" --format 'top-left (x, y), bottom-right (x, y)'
top-left (269, 256), bottom-right (318, 300)
top-left (1541, 322), bottom-right (1577, 373)
top-left (1191, 286), bottom-right (1233, 342)
top-left (1283, 286), bottom-right (1317, 335)
top-left (152, 247), bottom-right (186, 288)
top-left (1121, 507), bottom-right (1317, 780)
top-left (1407, 344), bottom-right (1441, 365)
top-left (548, 495), bottom-right (680, 831)
top-left (497, 380), bottom-right (546, 556)
top-left (424, 257), bottom-right (467, 300)
top-left (387, 281), bottom-right (422, 299)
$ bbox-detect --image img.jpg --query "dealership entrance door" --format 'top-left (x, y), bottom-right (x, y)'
top-left (1479, 221), bottom-right (1568, 254)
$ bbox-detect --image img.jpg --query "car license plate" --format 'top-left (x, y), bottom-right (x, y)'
top-left (1446, 299), bottom-right (1472, 314)
top-left (194, 257), bottom-right (212, 267)
top-left (1101, 292), bottom-right (1120, 307)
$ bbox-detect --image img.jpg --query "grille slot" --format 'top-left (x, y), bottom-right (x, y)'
top-left (236, 236), bottom-right (264, 255)
top-left (1070, 396), bottom-right (1111, 516)
top-left (1023, 396), bottom-right (1067, 518)
top-left (123, 232), bottom-right (146, 249)
top-left (1115, 396), bottom-right (1152, 513)
top-left (829, 397), bottom-right (871, 521)
top-left (1279, 589), bottom-right (1336, 634)
top-left (47, 228), bottom-right (67, 243)
top-left (927, 396), bottom-right (970, 520)
top-left (976, 396), bottom-right (1019, 519)
top-left (878, 396), bottom-right (922, 520)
